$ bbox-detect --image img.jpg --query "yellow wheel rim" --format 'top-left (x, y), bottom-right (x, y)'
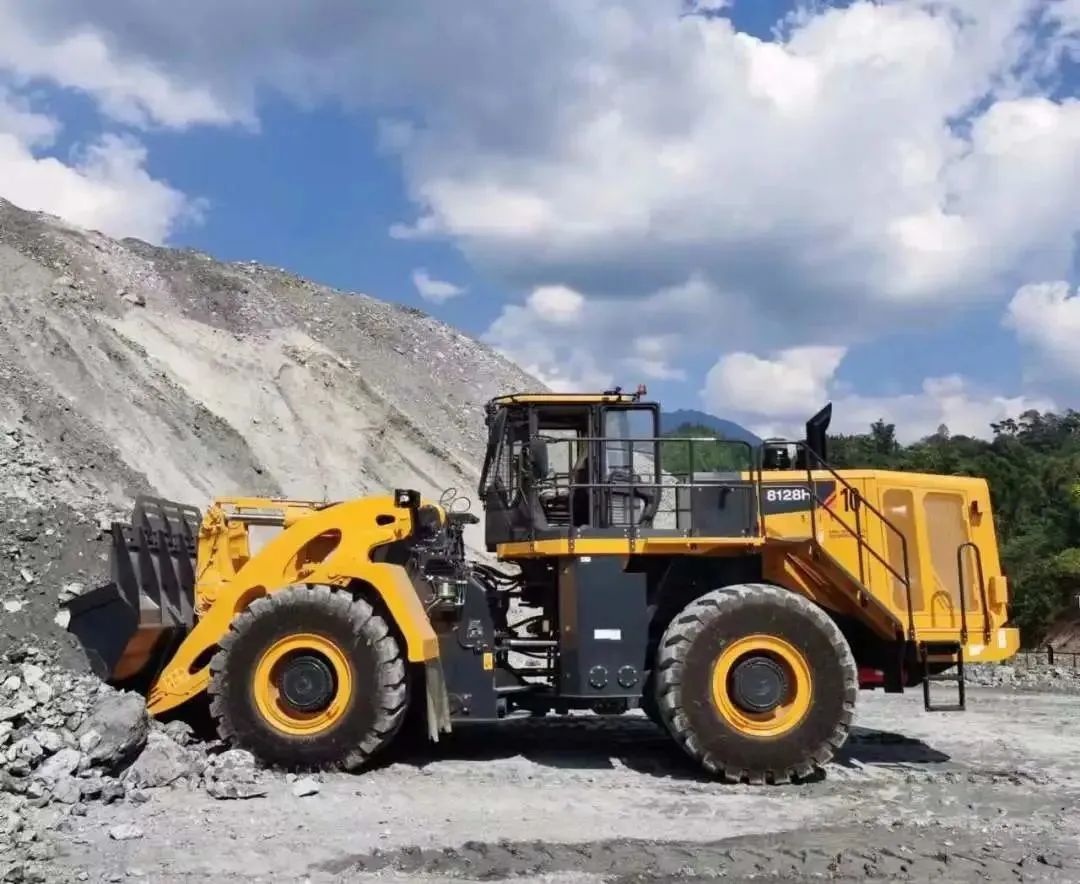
top-left (711, 635), bottom-right (812, 738)
top-left (252, 634), bottom-right (353, 736)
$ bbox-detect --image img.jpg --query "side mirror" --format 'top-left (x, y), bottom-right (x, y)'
top-left (527, 438), bottom-right (549, 480)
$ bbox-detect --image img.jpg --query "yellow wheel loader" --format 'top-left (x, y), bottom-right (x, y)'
top-left (63, 389), bottom-right (1020, 782)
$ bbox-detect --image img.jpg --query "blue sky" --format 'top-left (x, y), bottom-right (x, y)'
top-left (0, 0), bottom-right (1078, 440)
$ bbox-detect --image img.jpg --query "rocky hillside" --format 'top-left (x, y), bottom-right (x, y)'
top-left (1045, 610), bottom-right (1080, 653)
top-left (0, 197), bottom-right (539, 661)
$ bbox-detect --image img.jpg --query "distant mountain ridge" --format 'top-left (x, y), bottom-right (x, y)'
top-left (660, 409), bottom-right (761, 445)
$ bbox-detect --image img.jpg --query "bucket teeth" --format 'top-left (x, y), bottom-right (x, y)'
top-left (63, 496), bottom-right (201, 684)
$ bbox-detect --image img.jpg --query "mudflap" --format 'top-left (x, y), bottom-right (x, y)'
top-left (63, 496), bottom-right (200, 685)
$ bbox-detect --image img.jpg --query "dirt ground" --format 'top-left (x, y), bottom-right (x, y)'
top-left (29, 686), bottom-right (1080, 883)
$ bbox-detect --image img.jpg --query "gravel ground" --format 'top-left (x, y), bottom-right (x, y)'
top-left (14, 687), bottom-right (1080, 884)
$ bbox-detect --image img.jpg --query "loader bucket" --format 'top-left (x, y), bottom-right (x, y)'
top-left (64, 496), bottom-right (200, 684)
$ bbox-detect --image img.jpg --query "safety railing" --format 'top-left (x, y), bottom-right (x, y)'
top-left (957, 541), bottom-right (991, 644)
top-left (519, 434), bottom-right (761, 541)
top-left (796, 444), bottom-right (917, 640)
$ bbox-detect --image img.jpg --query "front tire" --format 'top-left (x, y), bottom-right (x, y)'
top-left (656, 583), bottom-right (856, 784)
top-left (208, 585), bottom-right (408, 770)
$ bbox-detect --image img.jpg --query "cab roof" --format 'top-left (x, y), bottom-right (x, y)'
top-left (488, 390), bottom-right (653, 407)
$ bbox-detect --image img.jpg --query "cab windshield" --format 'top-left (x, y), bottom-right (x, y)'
top-left (603, 407), bottom-right (658, 477)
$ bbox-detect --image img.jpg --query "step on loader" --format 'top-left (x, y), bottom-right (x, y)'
top-left (63, 389), bottom-right (1020, 782)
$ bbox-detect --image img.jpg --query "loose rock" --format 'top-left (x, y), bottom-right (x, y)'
top-left (33, 749), bottom-right (81, 785)
top-left (108, 825), bottom-right (144, 842)
top-left (291, 777), bottom-right (320, 798)
top-left (204, 749), bottom-right (268, 800)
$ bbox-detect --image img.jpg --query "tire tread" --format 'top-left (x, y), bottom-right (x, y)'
top-left (207, 584), bottom-right (409, 772)
top-left (655, 582), bottom-right (857, 784)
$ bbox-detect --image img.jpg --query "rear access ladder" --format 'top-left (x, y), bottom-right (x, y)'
top-left (921, 641), bottom-right (966, 712)
top-left (919, 541), bottom-right (990, 711)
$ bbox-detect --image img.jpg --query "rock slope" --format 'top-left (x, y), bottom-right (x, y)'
top-left (0, 196), bottom-right (539, 660)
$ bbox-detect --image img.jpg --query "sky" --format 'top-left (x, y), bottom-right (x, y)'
top-left (0, 0), bottom-right (1078, 441)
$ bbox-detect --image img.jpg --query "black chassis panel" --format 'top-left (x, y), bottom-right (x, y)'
top-left (433, 574), bottom-right (500, 722)
top-left (557, 556), bottom-right (648, 699)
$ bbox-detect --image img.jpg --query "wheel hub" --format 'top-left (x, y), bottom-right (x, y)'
top-left (279, 654), bottom-right (336, 713)
top-left (730, 656), bottom-right (788, 713)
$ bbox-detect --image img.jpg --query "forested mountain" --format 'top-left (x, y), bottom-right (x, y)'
top-left (660, 410), bottom-right (760, 445)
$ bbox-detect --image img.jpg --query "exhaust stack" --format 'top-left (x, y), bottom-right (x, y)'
top-left (804, 403), bottom-right (832, 464)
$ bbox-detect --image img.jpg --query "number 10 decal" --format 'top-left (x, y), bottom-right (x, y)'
top-left (841, 487), bottom-right (860, 512)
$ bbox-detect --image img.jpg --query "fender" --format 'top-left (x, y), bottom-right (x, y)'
top-left (147, 494), bottom-right (439, 716)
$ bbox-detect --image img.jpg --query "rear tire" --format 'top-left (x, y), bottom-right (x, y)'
top-left (656, 583), bottom-right (856, 784)
top-left (208, 585), bottom-right (408, 770)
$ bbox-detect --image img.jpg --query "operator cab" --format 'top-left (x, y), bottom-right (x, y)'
top-left (478, 390), bottom-right (835, 552)
top-left (478, 388), bottom-right (662, 550)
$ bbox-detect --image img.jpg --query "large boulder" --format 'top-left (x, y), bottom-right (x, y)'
top-left (123, 732), bottom-right (196, 789)
top-left (77, 692), bottom-right (148, 773)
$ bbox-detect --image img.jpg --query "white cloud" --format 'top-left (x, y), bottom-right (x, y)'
top-left (483, 284), bottom-right (612, 391)
top-left (5, 3), bottom-right (1074, 310)
top-left (1005, 281), bottom-right (1080, 381)
top-left (381, 0), bottom-right (1080, 399)
top-left (702, 347), bottom-right (847, 418)
top-left (628, 336), bottom-right (687, 381)
top-left (832, 377), bottom-right (1054, 442)
top-left (483, 278), bottom-right (721, 392)
top-left (380, 2), bottom-right (1080, 317)
top-left (528, 286), bottom-right (584, 324)
top-left (702, 346), bottom-right (1052, 442)
top-left (411, 268), bottom-right (465, 303)
top-left (0, 87), bottom-right (199, 243)
top-left (0, 4), bottom-right (241, 128)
